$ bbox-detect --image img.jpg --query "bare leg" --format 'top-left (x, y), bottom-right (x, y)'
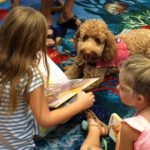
top-left (80, 118), bottom-right (105, 150)
top-left (60, 0), bottom-right (81, 25)
top-left (41, 0), bottom-right (82, 46)
top-left (41, 0), bottom-right (55, 46)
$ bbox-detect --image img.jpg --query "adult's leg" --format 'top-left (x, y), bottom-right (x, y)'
top-left (80, 118), bottom-right (105, 150)
top-left (41, 0), bottom-right (55, 47)
top-left (59, 0), bottom-right (81, 25)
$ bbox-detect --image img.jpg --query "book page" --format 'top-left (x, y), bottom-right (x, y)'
top-left (108, 113), bottom-right (122, 142)
top-left (38, 52), bottom-right (69, 83)
top-left (46, 78), bottom-right (99, 108)
top-left (38, 52), bottom-right (99, 108)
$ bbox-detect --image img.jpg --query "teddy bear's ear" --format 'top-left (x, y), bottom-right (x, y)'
top-left (74, 28), bottom-right (80, 49)
top-left (102, 30), bottom-right (117, 61)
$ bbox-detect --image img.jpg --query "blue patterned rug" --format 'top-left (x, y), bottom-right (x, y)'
top-left (1, 0), bottom-right (150, 149)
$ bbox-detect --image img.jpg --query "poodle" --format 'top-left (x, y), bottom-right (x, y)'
top-left (65, 19), bottom-right (150, 90)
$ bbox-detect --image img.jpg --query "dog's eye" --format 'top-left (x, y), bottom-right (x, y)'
top-left (95, 38), bottom-right (101, 44)
top-left (83, 35), bottom-right (88, 41)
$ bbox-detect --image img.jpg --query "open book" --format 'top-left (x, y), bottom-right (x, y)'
top-left (38, 53), bottom-right (99, 108)
top-left (108, 113), bottom-right (122, 142)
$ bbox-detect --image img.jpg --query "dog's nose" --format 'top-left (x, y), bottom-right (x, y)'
top-left (84, 50), bottom-right (91, 55)
top-left (84, 54), bottom-right (91, 59)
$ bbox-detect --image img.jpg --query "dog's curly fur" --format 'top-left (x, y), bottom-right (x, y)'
top-left (65, 19), bottom-right (150, 90)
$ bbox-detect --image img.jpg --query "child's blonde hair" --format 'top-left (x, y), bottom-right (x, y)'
top-left (119, 55), bottom-right (150, 102)
top-left (0, 7), bottom-right (50, 115)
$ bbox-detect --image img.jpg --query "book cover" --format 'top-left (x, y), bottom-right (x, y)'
top-left (108, 113), bottom-right (122, 142)
top-left (38, 52), bottom-right (99, 108)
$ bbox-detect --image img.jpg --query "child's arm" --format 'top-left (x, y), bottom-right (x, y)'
top-left (29, 85), bottom-right (94, 128)
top-left (115, 131), bottom-right (120, 150)
top-left (115, 123), bottom-right (139, 150)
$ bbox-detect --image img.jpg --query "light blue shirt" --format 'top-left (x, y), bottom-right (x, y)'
top-left (0, 67), bottom-right (43, 150)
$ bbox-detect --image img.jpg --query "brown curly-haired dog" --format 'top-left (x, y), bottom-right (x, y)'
top-left (65, 19), bottom-right (150, 90)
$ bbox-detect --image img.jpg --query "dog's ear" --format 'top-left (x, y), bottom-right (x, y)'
top-left (102, 30), bottom-right (117, 61)
top-left (74, 28), bottom-right (80, 49)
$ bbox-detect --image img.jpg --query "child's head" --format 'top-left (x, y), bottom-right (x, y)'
top-left (0, 7), bottom-right (49, 115)
top-left (118, 55), bottom-right (150, 103)
top-left (0, 6), bottom-right (47, 62)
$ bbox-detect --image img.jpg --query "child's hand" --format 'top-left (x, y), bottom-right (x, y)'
top-left (77, 88), bottom-right (95, 110)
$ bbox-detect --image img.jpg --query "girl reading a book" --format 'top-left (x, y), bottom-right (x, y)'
top-left (80, 55), bottom-right (150, 150)
top-left (0, 7), bottom-right (95, 149)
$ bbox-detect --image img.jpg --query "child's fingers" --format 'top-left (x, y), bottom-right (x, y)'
top-left (87, 91), bottom-right (93, 95)
top-left (87, 92), bottom-right (94, 98)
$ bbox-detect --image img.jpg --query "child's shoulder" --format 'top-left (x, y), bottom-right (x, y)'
top-left (122, 115), bottom-right (149, 132)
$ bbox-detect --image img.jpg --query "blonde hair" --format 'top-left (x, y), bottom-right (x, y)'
top-left (0, 7), bottom-right (50, 115)
top-left (119, 55), bottom-right (150, 102)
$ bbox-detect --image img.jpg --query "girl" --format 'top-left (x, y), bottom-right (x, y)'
top-left (80, 55), bottom-right (150, 150)
top-left (0, 7), bottom-right (95, 149)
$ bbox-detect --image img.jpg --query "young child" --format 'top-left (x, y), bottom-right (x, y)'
top-left (0, 7), bottom-right (95, 149)
top-left (80, 55), bottom-right (150, 150)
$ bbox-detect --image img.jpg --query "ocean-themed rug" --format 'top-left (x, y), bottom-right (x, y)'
top-left (0, 0), bottom-right (150, 149)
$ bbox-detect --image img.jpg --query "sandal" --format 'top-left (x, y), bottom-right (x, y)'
top-left (47, 25), bottom-right (56, 48)
top-left (83, 110), bottom-right (108, 136)
top-left (57, 15), bottom-right (86, 30)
